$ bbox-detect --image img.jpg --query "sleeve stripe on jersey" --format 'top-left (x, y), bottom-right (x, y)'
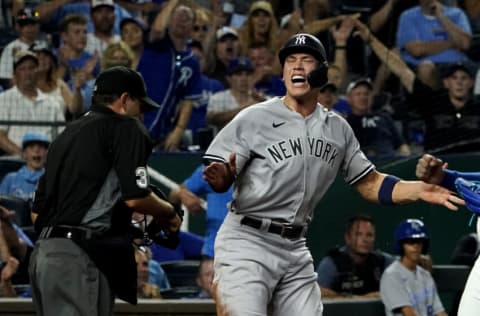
top-left (347, 164), bottom-right (375, 186)
top-left (202, 154), bottom-right (227, 164)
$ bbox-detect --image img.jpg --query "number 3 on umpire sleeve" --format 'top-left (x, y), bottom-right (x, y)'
top-left (135, 167), bottom-right (149, 189)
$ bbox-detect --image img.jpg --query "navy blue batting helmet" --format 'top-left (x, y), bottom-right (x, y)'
top-left (278, 33), bottom-right (328, 88)
top-left (394, 218), bottom-right (429, 255)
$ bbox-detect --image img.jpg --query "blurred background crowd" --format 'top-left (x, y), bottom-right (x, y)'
top-left (0, 0), bottom-right (478, 308)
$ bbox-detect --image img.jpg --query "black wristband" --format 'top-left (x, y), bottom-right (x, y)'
top-left (335, 46), bottom-right (346, 49)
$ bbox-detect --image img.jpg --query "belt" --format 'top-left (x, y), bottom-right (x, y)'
top-left (39, 225), bottom-right (93, 241)
top-left (240, 216), bottom-right (306, 240)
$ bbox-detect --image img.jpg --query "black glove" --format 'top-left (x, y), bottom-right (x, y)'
top-left (145, 184), bottom-right (184, 249)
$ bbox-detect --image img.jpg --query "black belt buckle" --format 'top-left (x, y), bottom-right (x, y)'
top-left (279, 224), bottom-right (301, 240)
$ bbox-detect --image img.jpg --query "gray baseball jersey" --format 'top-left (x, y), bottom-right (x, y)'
top-left (380, 260), bottom-right (445, 316)
top-left (204, 97), bottom-right (374, 225)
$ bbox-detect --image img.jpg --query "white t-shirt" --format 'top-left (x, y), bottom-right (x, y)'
top-left (0, 86), bottom-right (65, 146)
top-left (85, 33), bottom-right (120, 58)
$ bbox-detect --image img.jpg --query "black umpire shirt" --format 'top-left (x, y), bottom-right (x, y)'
top-left (34, 104), bottom-right (153, 233)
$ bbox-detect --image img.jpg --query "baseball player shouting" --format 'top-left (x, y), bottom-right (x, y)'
top-left (202, 33), bottom-right (464, 316)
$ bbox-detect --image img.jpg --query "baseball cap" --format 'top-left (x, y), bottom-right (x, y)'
top-left (227, 57), bottom-right (254, 75)
top-left (16, 7), bottom-right (39, 26)
top-left (13, 50), bottom-right (38, 70)
top-left (249, 1), bottom-right (274, 16)
top-left (216, 26), bottom-right (238, 41)
top-left (93, 66), bottom-right (160, 111)
top-left (120, 17), bottom-right (146, 32)
top-left (91, 0), bottom-right (114, 10)
top-left (22, 132), bottom-right (50, 149)
top-left (346, 77), bottom-right (373, 94)
top-left (319, 82), bottom-right (337, 93)
top-left (443, 62), bottom-right (474, 78)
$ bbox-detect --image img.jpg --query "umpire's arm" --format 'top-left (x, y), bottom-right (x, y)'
top-left (353, 170), bottom-right (464, 211)
top-left (125, 193), bottom-right (181, 232)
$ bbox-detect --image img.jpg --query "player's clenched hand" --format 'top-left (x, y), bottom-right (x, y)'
top-left (203, 153), bottom-right (236, 193)
top-left (415, 154), bottom-right (447, 185)
top-left (418, 182), bottom-right (465, 211)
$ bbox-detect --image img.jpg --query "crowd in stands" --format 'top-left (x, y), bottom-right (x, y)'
top-left (0, 0), bottom-right (479, 310)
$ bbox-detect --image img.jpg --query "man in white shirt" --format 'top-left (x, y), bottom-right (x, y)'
top-left (0, 51), bottom-right (65, 155)
top-left (85, 0), bottom-right (120, 58)
top-left (0, 7), bottom-right (45, 87)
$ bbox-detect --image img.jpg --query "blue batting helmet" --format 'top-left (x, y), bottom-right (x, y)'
top-left (394, 218), bottom-right (429, 255)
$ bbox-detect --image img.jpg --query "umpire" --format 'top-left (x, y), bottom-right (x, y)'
top-left (29, 66), bottom-right (182, 315)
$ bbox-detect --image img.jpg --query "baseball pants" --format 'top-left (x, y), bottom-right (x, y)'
top-left (213, 212), bottom-right (323, 316)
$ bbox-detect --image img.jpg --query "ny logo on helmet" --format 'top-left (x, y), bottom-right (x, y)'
top-left (295, 35), bottom-right (306, 45)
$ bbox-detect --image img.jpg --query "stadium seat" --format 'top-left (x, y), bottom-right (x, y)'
top-left (160, 260), bottom-right (200, 299)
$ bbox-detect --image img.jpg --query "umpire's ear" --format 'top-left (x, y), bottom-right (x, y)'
top-left (119, 92), bottom-right (130, 112)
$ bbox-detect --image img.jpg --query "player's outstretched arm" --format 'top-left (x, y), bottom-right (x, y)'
top-left (203, 153), bottom-right (236, 193)
top-left (354, 170), bottom-right (464, 211)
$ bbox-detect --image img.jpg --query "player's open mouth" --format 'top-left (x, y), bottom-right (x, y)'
top-left (32, 155), bottom-right (42, 163)
top-left (291, 75), bottom-right (306, 85)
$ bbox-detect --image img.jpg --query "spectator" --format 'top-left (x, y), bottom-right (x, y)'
top-left (237, 1), bottom-right (279, 57)
top-left (34, 47), bottom-right (83, 119)
top-left (380, 218), bottom-right (447, 316)
top-left (316, 214), bottom-right (394, 298)
top-left (396, 0), bottom-right (472, 88)
top-left (0, 205), bottom-right (31, 297)
top-left (0, 51), bottom-right (64, 155)
top-left (196, 257), bottom-right (214, 298)
top-left (101, 41), bottom-right (134, 70)
top-left (0, 7), bottom-right (45, 88)
top-left (135, 247), bottom-right (161, 298)
top-left (317, 82), bottom-right (351, 117)
top-left (207, 56), bottom-right (264, 132)
top-left (346, 78), bottom-right (410, 161)
top-left (355, 19), bottom-right (480, 154)
top-left (190, 7), bottom-right (215, 49)
top-left (0, 132), bottom-right (49, 201)
top-left (120, 17), bottom-right (145, 69)
top-left (169, 164), bottom-right (231, 258)
top-left (57, 14), bottom-right (99, 112)
top-left (35, 0), bottom-right (131, 36)
top-left (247, 43), bottom-right (285, 98)
top-left (85, 0), bottom-right (121, 57)
top-left (144, 247), bottom-right (170, 292)
top-left (76, 41), bottom-right (136, 113)
top-left (186, 41), bottom-right (224, 149)
top-left (204, 26), bottom-right (240, 88)
top-left (367, 0), bottom-right (417, 93)
top-left (138, 1), bottom-right (202, 151)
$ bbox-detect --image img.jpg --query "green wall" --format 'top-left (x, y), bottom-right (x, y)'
top-left (149, 152), bottom-right (478, 266)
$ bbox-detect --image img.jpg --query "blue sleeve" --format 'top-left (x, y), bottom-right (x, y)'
top-left (454, 8), bottom-right (472, 33)
top-left (396, 12), bottom-right (417, 49)
top-left (184, 166), bottom-right (209, 196)
top-left (148, 260), bottom-right (171, 290)
top-left (0, 173), bottom-right (14, 194)
top-left (316, 257), bottom-right (337, 288)
top-left (442, 169), bottom-right (480, 191)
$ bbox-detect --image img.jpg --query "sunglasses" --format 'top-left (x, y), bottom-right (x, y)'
top-left (193, 25), bottom-right (209, 32)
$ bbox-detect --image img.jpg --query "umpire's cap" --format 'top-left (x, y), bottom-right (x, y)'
top-left (93, 66), bottom-right (160, 111)
top-left (278, 33), bottom-right (327, 67)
